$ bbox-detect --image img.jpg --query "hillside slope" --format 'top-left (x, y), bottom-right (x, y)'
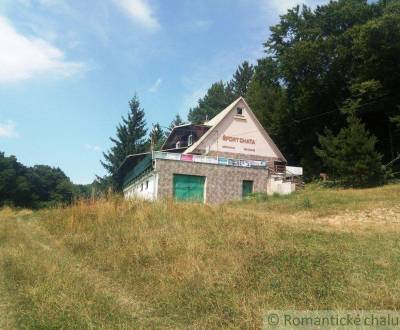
top-left (1, 184), bottom-right (400, 329)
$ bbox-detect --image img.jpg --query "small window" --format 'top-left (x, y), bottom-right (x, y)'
top-left (176, 141), bottom-right (181, 148)
top-left (140, 183), bottom-right (143, 191)
top-left (145, 180), bottom-right (149, 189)
top-left (236, 107), bottom-right (243, 115)
top-left (188, 134), bottom-right (193, 146)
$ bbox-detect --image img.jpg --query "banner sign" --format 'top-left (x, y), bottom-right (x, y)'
top-left (193, 155), bottom-right (218, 164)
top-left (218, 157), bottom-right (229, 166)
top-left (153, 151), bottom-right (267, 169)
top-left (249, 160), bottom-right (267, 167)
top-left (181, 154), bottom-right (193, 162)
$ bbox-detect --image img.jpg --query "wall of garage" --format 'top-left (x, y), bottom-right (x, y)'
top-left (154, 158), bottom-right (269, 203)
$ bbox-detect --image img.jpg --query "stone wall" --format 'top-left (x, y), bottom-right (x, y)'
top-left (154, 158), bottom-right (269, 203)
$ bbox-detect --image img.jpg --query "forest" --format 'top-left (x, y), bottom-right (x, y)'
top-left (102, 0), bottom-right (400, 188)
top-left (1, 0), bottom-right (399, 207)
top-left (186, 0), bottom-right (400, 183)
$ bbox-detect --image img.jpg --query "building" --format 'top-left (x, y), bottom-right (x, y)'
top-left (119, 97), bottom-right (302, 203)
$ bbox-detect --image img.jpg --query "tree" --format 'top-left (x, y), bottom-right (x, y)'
top-left (315, 114), bottom-right (384, 187)
top-left (0, 152), bottom-right (32, 206)
top-left (0, 152), bottom-right (77, 208)
top-left (29, 165), bottom-right (75, 206)
top-left (246, 58), bottom-right (294, 161)
top-left (188, 81), bottom-right (235, 124)
top-left (229, 61), bottom-right (254, 98)
top-left (391, 113), bottom-right (400, 128)
top-left (101, 94), bottom-right (147, 189)
top-left (250, 0), bottom-right (400, 178)
top-left (166, 114), bottom-right (184, 136)
top-left (149, 123), bottom-right (165, 151)
top-left (314, 88), bottom-right (385, 187)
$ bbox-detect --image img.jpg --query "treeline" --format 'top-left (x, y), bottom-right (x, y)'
top-left (0, 152), bottom-right (90, 208)
top-left (101, 0), bottom-right (400, 190)
top-left (7, 0), bottom-right (395, 204)
top-left (183, 0), bottom-right (400, 186)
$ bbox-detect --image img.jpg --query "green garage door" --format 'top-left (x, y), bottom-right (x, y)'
top-left (173, 174), bottom-right (205, 202)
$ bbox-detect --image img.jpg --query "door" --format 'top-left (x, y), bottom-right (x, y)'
top-left (242, 180), bottom-right (253, 198)
top-left (173, 174), bottom-right (205, 202)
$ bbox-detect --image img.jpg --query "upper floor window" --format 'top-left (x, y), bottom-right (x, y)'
top-left (236, 107), bottom-right (243, 115)
top-left (145, 180), bottom-right (149, 189)
top-left (188, 134), bottom-right (193, 146)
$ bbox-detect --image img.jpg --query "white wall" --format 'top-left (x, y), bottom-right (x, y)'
top-left (197, 99), bottom-right (279, 158)
top-left (123, 172), bottom-right (157, 201)
top-left (267, 176), bottom-right (295, 195)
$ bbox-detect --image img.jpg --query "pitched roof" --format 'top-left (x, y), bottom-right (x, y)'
top-left (184, 96), bottom-right (287, 162)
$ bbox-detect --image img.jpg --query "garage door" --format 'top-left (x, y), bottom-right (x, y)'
top-left (173, 174), bottom-right (205, 202)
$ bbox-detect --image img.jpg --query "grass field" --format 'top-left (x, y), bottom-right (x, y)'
top-left (1, 183), bottom-right (400, 329)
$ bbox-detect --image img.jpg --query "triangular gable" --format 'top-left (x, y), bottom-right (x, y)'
top-left (184, 97), bottom-right (286, 162)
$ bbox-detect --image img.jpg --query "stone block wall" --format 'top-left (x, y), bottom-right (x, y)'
top-left (154, 158), bottom-right (269, 203)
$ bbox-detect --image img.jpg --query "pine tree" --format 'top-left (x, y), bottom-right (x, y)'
top-left (149, 123), bottom-right (165, 151)
top-left (314, 113), bottom-right (384, 187)
top-left (188, 81), bottom-right (235, 124)
top-left (101, 94), bottom-right (147, 189)
top-left (229, 61), bottom-right (254, 98)
top-left (166, 114), bottom-right (184, 135)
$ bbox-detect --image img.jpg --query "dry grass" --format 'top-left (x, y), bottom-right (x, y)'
top-left (1, 183), bottom-right (400, 329)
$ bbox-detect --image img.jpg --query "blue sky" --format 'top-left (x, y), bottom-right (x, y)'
top-left (0, 0), bottom-right (325, 184)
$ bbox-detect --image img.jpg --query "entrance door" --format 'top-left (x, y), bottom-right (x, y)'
top-left (173, 174), bottom-right (205, 202)
top-left (242, 180), bottom-right (253, 198)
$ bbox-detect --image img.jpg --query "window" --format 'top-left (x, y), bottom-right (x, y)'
top-left (176, 141), bottom-right (181, 148)
top-left (188, 134), bottom-right (193, 146)
top-left (236, 107), bottom-right (243, 115)
top-left (145, 180), bottom-right (149, 189)
top-left (140, 183), bottom-right (143, 191)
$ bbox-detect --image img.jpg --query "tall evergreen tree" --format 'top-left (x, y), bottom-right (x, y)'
top-left (188, 81), bottom-right (235, 124)
top-left (101, 94), bottom-right (147, 189)
top-left (166, 114), bottom-right (184, 135)
top-left (149, 123), bottom-right (165, 151)
top-left (314, 91), bottom-right (384, 187)
top-left (315, 114), bottom-right (384, 187)
top-left (229, 61), bottom-right (254, 98)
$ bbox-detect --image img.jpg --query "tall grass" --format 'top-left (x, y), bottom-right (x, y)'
top-left (1, 184), bottom-right (400, 329)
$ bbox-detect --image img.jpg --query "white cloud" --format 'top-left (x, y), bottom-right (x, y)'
top-left (85, 144), bottom-right (102, 152)
top-left (0, 16), bottom-right (85, 83)
top-left (148, 78), bottom-right (162, 92)
top-left (0, 120), bottom-right (19, 138)
top-left (113, 0), bottom-right (160, 31)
